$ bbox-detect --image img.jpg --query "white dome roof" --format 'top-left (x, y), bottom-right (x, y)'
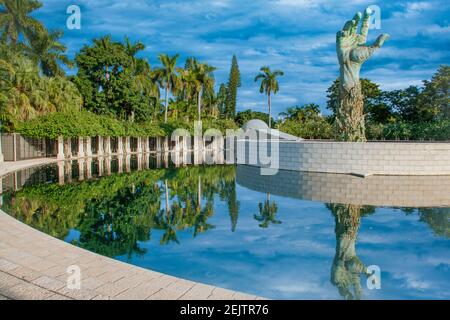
top-left (242, 119), bottom-right (269, 132)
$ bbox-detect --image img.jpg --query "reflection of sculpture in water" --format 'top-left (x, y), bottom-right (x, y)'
top-left (254, 193), bottom-right (281, 228)
top-left (327, 204), bottom-right (375, 300)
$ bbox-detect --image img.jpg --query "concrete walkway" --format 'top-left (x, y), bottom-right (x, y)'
top-left (0, 159), bottom-right (261, 300)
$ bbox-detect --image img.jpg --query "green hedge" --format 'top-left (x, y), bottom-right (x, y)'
top-left (16, 111), bottom-right (238, 138)
top-left (366, 120), bottom-right (450, 141)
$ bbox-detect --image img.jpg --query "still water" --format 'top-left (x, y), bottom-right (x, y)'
top-left (1, 155), bottom-right (449, 299)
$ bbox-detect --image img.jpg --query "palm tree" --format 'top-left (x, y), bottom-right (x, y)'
top-left (254, 193), bottom-right (281, 228)
top-left (25, 30), bottom-right (73, 77)
top-left (124, 36), bottom-right (145, 58)
top-left (154, 54), bottom-right (180, 123)
top-left (193, 62), bottom-right (216, 121)
top-left (0, 0), bottom-right (45, 45)
top-left (124, 37), bottom-right (160, 117)
top-left (254, 66), bottom-right (284, 128)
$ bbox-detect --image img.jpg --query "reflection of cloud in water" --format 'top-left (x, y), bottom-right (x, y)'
top-left (2, 162), bottom-right (449, 299)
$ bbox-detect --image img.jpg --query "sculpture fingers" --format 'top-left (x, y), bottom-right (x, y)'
top-left (373, 33), bottom-right (390, 48)
top-left (342, 20), bottom-right (354, 35)
top-left (350, 12), bottom-right (362, 35)
top-left (359, 8), bottom-right (371, 42)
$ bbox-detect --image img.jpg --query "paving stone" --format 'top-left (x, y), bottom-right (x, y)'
top-left (32, 276), bottom-right (66, 291)
top-left (2, 282), bottom-right (55, 300)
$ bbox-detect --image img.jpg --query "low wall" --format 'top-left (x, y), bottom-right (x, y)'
top-left (240, 140), bottom-right (450, 176)
top-left (236, 165), bottom-right (450, 207)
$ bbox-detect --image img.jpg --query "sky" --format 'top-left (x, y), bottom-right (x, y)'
top-left (35, 0), bottom-right (450, 116)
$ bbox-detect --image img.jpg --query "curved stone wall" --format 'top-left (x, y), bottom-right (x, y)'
top-left (236, 165), bottom-right (450, 207)
top-left (240, 140), bottom-right (450, 176)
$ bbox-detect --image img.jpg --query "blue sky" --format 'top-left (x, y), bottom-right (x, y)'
top-left (35, 0), bottom-right (450, 115)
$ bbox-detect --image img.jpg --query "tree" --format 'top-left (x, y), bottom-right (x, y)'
top-left (420, 65), bottom-right (449, 120)
top-left (381, 86), bottom-right (422, 122)
top-left (0, 0), bottom-right (45, 45)
top-left (25, 30), bottom-right (73, 77)
top-left (254, 193), bottom-right (281, 228)
top-left (235, 109), bottom-right (274, 127)
top-left (72, 36), bottom-right (155, 121)
top-left (254, 66), bottom-right (284, 128)
top-left (154, 54), bottom-right (180, 123)
top-left (278, 104), bottom-right (333, 139)
top-left (192, 61), bottom-right (216, 121)
top-left (0, 46), bottom-right (81, 128)
top-left (124, 37), bottom-right (160, 120)
top-left (217, 83), bottom-right (228, 117)
top-left (225, 55), bottom-right (240, 118)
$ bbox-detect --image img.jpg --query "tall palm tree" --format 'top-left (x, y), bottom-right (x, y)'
top-left (254, 66), bottom-right (284, 128)
top-left (154, 54), bottom-right (180, 123)
top-left (177, 66), bottom-right (197, 102)
top-left (25, 30), bottom-right (73, 77)
top-left (124, 37), bottom-right (160, 117)
top-left (193, 61), bottom-right (216, 121)
top-left (0, 0), bottom-right (45, 45)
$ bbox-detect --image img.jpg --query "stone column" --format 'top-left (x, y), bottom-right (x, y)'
top-left (137, 153), bottom-right (143, 170)
top-left (156, 137), bottom-right (162, 153)
top-left (86, 158), bottom-right (92, 179)
top-left (194, 135), bottom-right (203, 165)
top-left (104, 136), bottom-right (111, 155)
top-left (125, 154), bottom-right (131, 172)
top-left (78, 159), bottom-right (85, 181)
top-left (117, 155), bottom-right (124, 173)
top-left (143, 137), bottom-right (149, 153)
top-left (57, 161), bottom-right (65, 185)
top-left (77, 137), bottom-right (85, 158)
top-left (85, 137), bottom-right (92, 158)
top-left (98, 157), bottom-right (104, 176)
top-left (163, 136), bottom-right (169, 152)
top-left (57, 136), bottom-right (65, 160)
top-left (163, 151), bottom-right (169, 168)
top-left (156, 153), bottom-right (161, 168)
top-left (117, 137), bottom-right (124, 155)
top-left (97, 136), bottom-right (104, 157)
top-left (217, 135), bottom-right (224, 164)
top-left (105, 156), bottom-right (112, 175)
top-left (136, 137), bottom-right (143, 154)
top-left (64, 138), bottom-right (72, 159)
top-left (65, 160), bottom-right (72, 183)
top-left (144, 153), bottom-right (150, 169)
top-left (125, 137), bottom-right (131, 154)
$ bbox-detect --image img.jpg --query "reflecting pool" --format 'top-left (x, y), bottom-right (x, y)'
top-left (1, 155), bottom-right (449, 300)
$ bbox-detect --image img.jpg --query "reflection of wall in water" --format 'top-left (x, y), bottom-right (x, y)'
top-left (236, 165), bottom-right (450, 207)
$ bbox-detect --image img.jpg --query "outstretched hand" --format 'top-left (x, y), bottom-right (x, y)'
top-left (337, 8), bottom-right (390, 65)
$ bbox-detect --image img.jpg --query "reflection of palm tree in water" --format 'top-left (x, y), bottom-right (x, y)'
top-left (155, 176), bottom-right (214, 244)
top-left (328, 204), bottom-right (374, 300)
top-left (254, 193), bottom-right (281, 228)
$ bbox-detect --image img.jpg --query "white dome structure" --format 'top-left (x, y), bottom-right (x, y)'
top-left (242, 119), bottom-right (269, 132)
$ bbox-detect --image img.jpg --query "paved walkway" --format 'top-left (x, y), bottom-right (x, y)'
top-left (0, 159), bottom-right (261, 300)
top-left (0, 158), bottom-right (59, 177)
